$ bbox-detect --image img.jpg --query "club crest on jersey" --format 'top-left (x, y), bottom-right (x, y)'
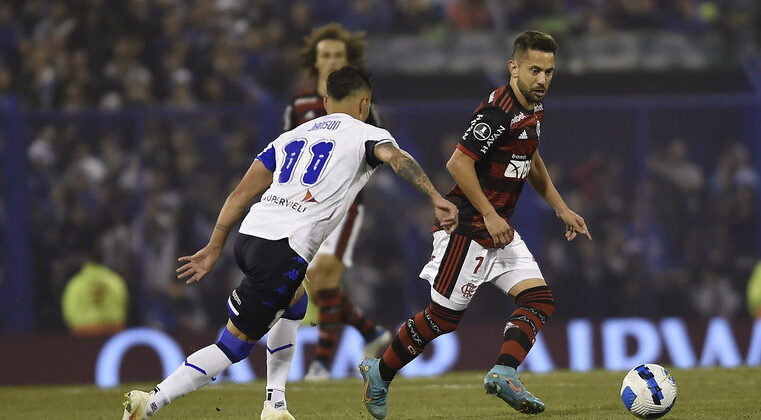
top-left (461, 282), bottom-right (477, 298)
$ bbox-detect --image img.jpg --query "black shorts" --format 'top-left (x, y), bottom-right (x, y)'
top-left (227, 234), bottom-right (308, 340)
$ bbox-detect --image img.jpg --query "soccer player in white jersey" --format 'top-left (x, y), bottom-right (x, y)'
top-left (121, 67), bottom-right (458, 420)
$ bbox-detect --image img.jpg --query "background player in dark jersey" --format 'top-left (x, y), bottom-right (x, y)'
top-left (359, 31), bottom-right (592, 419)
top-left (273, 23), bottom-right (390, 386)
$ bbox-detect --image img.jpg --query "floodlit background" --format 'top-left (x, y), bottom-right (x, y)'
top-left (0, 0), bottom-right (760, 385)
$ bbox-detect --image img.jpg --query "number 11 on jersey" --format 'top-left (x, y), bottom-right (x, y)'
top-left (279, 138), bottom-right (335, 185)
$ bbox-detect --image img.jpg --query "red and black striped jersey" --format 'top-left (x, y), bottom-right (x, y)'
top-left (435, 83), bottom-right (544, 248)
top-left (282, 89), bottom-right (382, 132)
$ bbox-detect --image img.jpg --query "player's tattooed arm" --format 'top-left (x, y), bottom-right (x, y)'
top-left (375, 142), bottom-right (438, 200)
top-left (374, 142), bottom-right (459, 233)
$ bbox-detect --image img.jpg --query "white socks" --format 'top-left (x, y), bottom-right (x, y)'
top-left (147, 344), bottom-right (233, 416)
top-left (143, 318), bottom-right (301, 416)
top-left (265, 317), bottom-right (301, 410)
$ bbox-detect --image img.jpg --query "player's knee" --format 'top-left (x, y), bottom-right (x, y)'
top-left (426, 302), bottom-right (464, 335)
top-left (216, 327), bottom-right (255, 363)
top-left (515, 285), bottom-right (555, 319)
top-left (282, 290), bottom-right (308, 321)
top-left (308, 255), bottom-right (342, 285)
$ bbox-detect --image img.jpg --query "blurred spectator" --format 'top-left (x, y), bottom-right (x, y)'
top-left (690, 267), bottom-right (742, 318)
top-left (2, 0), bottom-right (758, 108)
top-left (748, 261), bottom-right (761, 317)
top-left (447, 0), bottom-right (493, 31)
top-left (648, 138), bottom-right (704, 265)
top-left (391, 0), bottom-right (444, 34)
top-left (61, 258), bottom-right (128, 336)
top-left (339, 0), bottom-right (391, 35)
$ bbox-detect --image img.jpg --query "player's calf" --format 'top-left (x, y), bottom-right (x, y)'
top-left (266, 292), bottom-right (308, 409)
top-left (498, 286), bottom-right (555, 369)
top-left (378, 301), bottom-right (463, 382)
top-left (135, 327), bottom-right (255, 417)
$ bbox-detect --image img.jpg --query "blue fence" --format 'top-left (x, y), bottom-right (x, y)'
top-left (2, 92), bottom-right (760, 332)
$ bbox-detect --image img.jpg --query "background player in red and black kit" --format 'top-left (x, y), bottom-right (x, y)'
top-left (275, 23), bottom-right (390, 385)
top-left (360, 31), bottom-right (592, 419)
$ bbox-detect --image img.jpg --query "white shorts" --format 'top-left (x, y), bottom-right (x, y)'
top-left (311, 202), bottom-right (364, 268)
top-left (419, 230), bottom-right (543, 311)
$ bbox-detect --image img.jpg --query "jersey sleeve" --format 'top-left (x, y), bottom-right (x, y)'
top-left (256, 141), bottom-right (276, 172)
top-left (364, 141), bottom-right (384, 168)
top-left (458, 107), bottom-right (509, 161)
top-left (363, 127), bottom-right (397, 168)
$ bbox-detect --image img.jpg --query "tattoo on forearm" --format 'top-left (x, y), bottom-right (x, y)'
top-left (215, 224), bottom-right (231, 233)
top-left (389, 154), bottom-right (437, 200)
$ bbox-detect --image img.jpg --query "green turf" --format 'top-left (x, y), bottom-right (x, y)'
top-left (2, 367), bottom-right (760, 419)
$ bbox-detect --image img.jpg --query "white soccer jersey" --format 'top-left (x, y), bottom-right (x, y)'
top-left (239, 112), bottom-right (396, 261)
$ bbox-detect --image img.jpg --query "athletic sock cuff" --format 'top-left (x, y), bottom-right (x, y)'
top-left (282, 291), bottom-right (309, 320)
top-left (216, 328), bottom-right (255, 363)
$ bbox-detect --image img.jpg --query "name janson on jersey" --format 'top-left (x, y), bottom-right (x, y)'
top-left (261, 193), bottom-right (308, 213)
top-left (307, 120), bottom-right (341, 131)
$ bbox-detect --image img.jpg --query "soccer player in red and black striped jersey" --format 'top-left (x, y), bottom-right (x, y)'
top-left (360, 31), bottom-right (592, 419)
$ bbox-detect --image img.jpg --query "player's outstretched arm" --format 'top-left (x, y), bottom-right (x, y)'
top-left (527, 150), bottom-right (591, 241)
top-left (177, 159), bottom-right (274, 284)
top-left (373, 142), bottom-right (458, 233)
top-left (447, 148), bottom-right (514, 247)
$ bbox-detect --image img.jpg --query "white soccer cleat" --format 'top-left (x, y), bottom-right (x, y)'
top-left (261, 401), bottom-right (296, 420)
top-left (121, 390), bottom-right (152, 420)
top-left (304, 359), bottom-right (331, 381)
top-left (363, 327), bottom-right (392, 358)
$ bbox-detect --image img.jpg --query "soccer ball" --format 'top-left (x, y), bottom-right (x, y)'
top-left (620, 364), bottom-right (677, 419)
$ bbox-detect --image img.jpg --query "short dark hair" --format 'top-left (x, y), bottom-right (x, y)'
top-left (300, 23), bottom-right (367, 79)
top-left (513, 31), bottom-right (558, 59)
top-left (326, 67), bottom-right (372, 101)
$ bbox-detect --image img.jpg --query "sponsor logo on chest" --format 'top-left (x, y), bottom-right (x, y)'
top-left (261, 193), bottom-right (308, 213)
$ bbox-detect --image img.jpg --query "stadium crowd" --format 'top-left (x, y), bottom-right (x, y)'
top-left (1, 0), bottom-right (760, 332)
top-left (1, 0), bottom-right (759, 108)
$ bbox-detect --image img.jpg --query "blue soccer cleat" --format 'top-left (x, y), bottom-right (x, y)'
top-left (484, 365), bottom-right (545, 415)
top-left (359, 358), bottom-right (390, 419)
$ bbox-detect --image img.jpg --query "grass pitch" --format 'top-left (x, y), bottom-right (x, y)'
top-left (2, 367), bottom-right (760, 419)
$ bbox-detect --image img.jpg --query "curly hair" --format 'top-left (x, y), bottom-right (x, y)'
top-left (299, 23), bottom-right (367, 79)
